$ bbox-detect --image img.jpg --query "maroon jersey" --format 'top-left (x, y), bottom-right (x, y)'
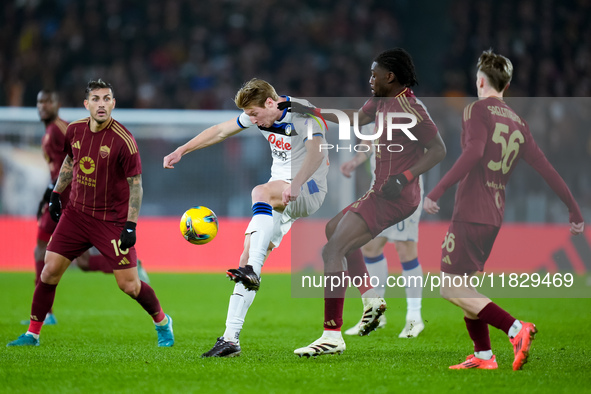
top-left (64, 117), bottom-right (142, 223)
top-left (42, 117), bottom-right (69, 181)
top-left (428, 97), bottom-right (582, 226)
top-left (362, 88), bottom-right (439, 207)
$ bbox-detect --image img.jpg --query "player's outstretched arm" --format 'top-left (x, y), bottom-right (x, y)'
top-left (163, 119), bottom-right (243, 169)
top-left (425, 134), bottom-right (485, 204)
top-left (282, 136), bottom-right (326, 205)
top-left (524, 151), bottom-right (584, 234)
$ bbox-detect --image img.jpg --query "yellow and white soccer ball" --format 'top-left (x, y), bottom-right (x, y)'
top-left (179, 206), bottom-right (218, 245)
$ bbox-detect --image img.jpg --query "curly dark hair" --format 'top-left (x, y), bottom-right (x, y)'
top-left (374, 48), bottom-right (418, 87)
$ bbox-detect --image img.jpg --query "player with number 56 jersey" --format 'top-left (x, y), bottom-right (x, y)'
top-left (424, 49), bottom-right (583, 371)
top-left (428, 94), bottom-right (581, 228)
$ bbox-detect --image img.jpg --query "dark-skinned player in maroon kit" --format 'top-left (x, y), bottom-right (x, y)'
top-left (424, 50), bottom-right (584, 370)
top-left (294, 48), bottom-right (446, 357)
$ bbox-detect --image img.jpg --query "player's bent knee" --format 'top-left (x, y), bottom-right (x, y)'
top-left (439, 285), bottom-right (454, 301)
top-left (325, 215), bottom-right (341, 240)
top-left (119, 281), bottom-right (140, 297)
top-left (33, 245), bottom-right (47, 263)
top-left (251, 184), bottom-right (270, 202)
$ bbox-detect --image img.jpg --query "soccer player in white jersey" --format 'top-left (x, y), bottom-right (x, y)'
top-left (163, 78), bottom-right (329, 357)
top-left (340, 134), bottom-right (424, 338)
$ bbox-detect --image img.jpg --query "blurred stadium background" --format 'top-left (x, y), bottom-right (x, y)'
top-left (0, 0), bottom-right (590, 273)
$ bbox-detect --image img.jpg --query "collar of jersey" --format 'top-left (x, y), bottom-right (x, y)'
top-left (395, 88), bottom-right (408, 98)
top-left (277, 95), bottom-right (290, 122)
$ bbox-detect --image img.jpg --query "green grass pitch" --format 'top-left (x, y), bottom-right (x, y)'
top-left (1, 271), bottom-right (590, 393)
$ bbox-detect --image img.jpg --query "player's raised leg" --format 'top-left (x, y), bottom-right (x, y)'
top-left (227, 180), bottom-right (287, 291)
top-left (204, 235), bottom-right (273, 357)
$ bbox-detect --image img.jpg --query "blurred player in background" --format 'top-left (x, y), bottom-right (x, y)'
top-left (340, 137), bottom-right (424, 338)
top-left (8, 80), bottom-right (172, 347)
top-left (27, 90), bottom-right (150, 326)
top-left (164, 78), bottom-right (329, 357)
top-left (424, 50), bottom-right (585, 370)
top-left (289, 48), bottom-right (446, 357)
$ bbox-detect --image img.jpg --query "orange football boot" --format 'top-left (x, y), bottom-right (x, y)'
top-left (510, 321), bottom-right (537, 371)
top-left (449, 354), bottom-right (498, 369)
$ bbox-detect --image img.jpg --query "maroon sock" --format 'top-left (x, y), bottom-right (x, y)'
top-left (88, 255), bottom-right (114, 273)
top-left (28, 281), bottom-right (58, 334)
top-left (34, 258), bottom-right (53, 314)
top-left (477, 302), bottom-right (516, 335)
top-left (464, 317), bottom-right (491, 352)
top-left (324, 271), bottom-right (348, 330)
top-left (133, 281), bottom-right (164, 321)
top-left (346, 249), bottom-right (373, 295)
top-left (34, 259), bottom-right (44, 286)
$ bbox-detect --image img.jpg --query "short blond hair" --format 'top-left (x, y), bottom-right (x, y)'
top-left (234, 78), bottom-right (279, 109)
top-left (477, 49), bottom-right (513, 93)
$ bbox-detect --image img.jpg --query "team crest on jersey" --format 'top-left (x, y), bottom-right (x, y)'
top-left (99, 145), bottom-right (111, 159)
top-left (285, 124), bottom-right (292, 135)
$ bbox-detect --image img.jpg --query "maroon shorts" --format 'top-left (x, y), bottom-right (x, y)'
top-left (37, 205), bottom-right (57, 242)
top-left (47, 207), bottom-right (137, 270)
top-left (343, 189), bottom-right (418, 238)
top-left (440, 221), bottom-right (500, 275)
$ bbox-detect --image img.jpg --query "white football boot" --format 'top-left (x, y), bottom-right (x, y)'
top-left (398, 319), bottom-right (425, 338)
top-left (294, 331), bottom-right (346, 357)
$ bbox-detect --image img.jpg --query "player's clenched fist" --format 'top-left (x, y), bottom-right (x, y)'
top-left (119, 221), bottom-right (137, 250)
top-left (48, 191), bottom-right (62, 222)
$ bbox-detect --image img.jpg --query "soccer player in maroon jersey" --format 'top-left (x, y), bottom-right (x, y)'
top-left (294, 48), bottom-right (446, 356)
top-left (424, 50), bottom-right (585, 370)
top-left (25, 90), bottom-right (150, 326)
top-left (8, 80), bottom-right (173, 347)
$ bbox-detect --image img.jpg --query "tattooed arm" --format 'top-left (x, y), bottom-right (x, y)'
top-left (126, 174), bottom-right (143, 223)
top-left (54, 156), bottom-right (74, 193)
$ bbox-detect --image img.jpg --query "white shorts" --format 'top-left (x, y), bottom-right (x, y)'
top-left (375, 175), bottom-right (423, 243)
top-left (245, 179), bottom-right (326, 248)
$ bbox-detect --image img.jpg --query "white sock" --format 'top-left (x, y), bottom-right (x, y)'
top-left (401, 258), bottom-right (423, 322)
top-left (361, 288), bottom-right (380, 299)
top-left (322, 330), bottom-right (343, 340)
top-left (155, 315), bottom-right (169, 326)
top-left (364, 254), bottom-right (388, 298)
top-left (26, 331), bottom-right (39, 339)
top-left (223, 282), bottom-right (257, 343)
top-left (474, 350), bottom-right (493, 360)
top-left (508, 319), bottom-right (523, 338)
top-left (247, 202), bottom-right (274, 277)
